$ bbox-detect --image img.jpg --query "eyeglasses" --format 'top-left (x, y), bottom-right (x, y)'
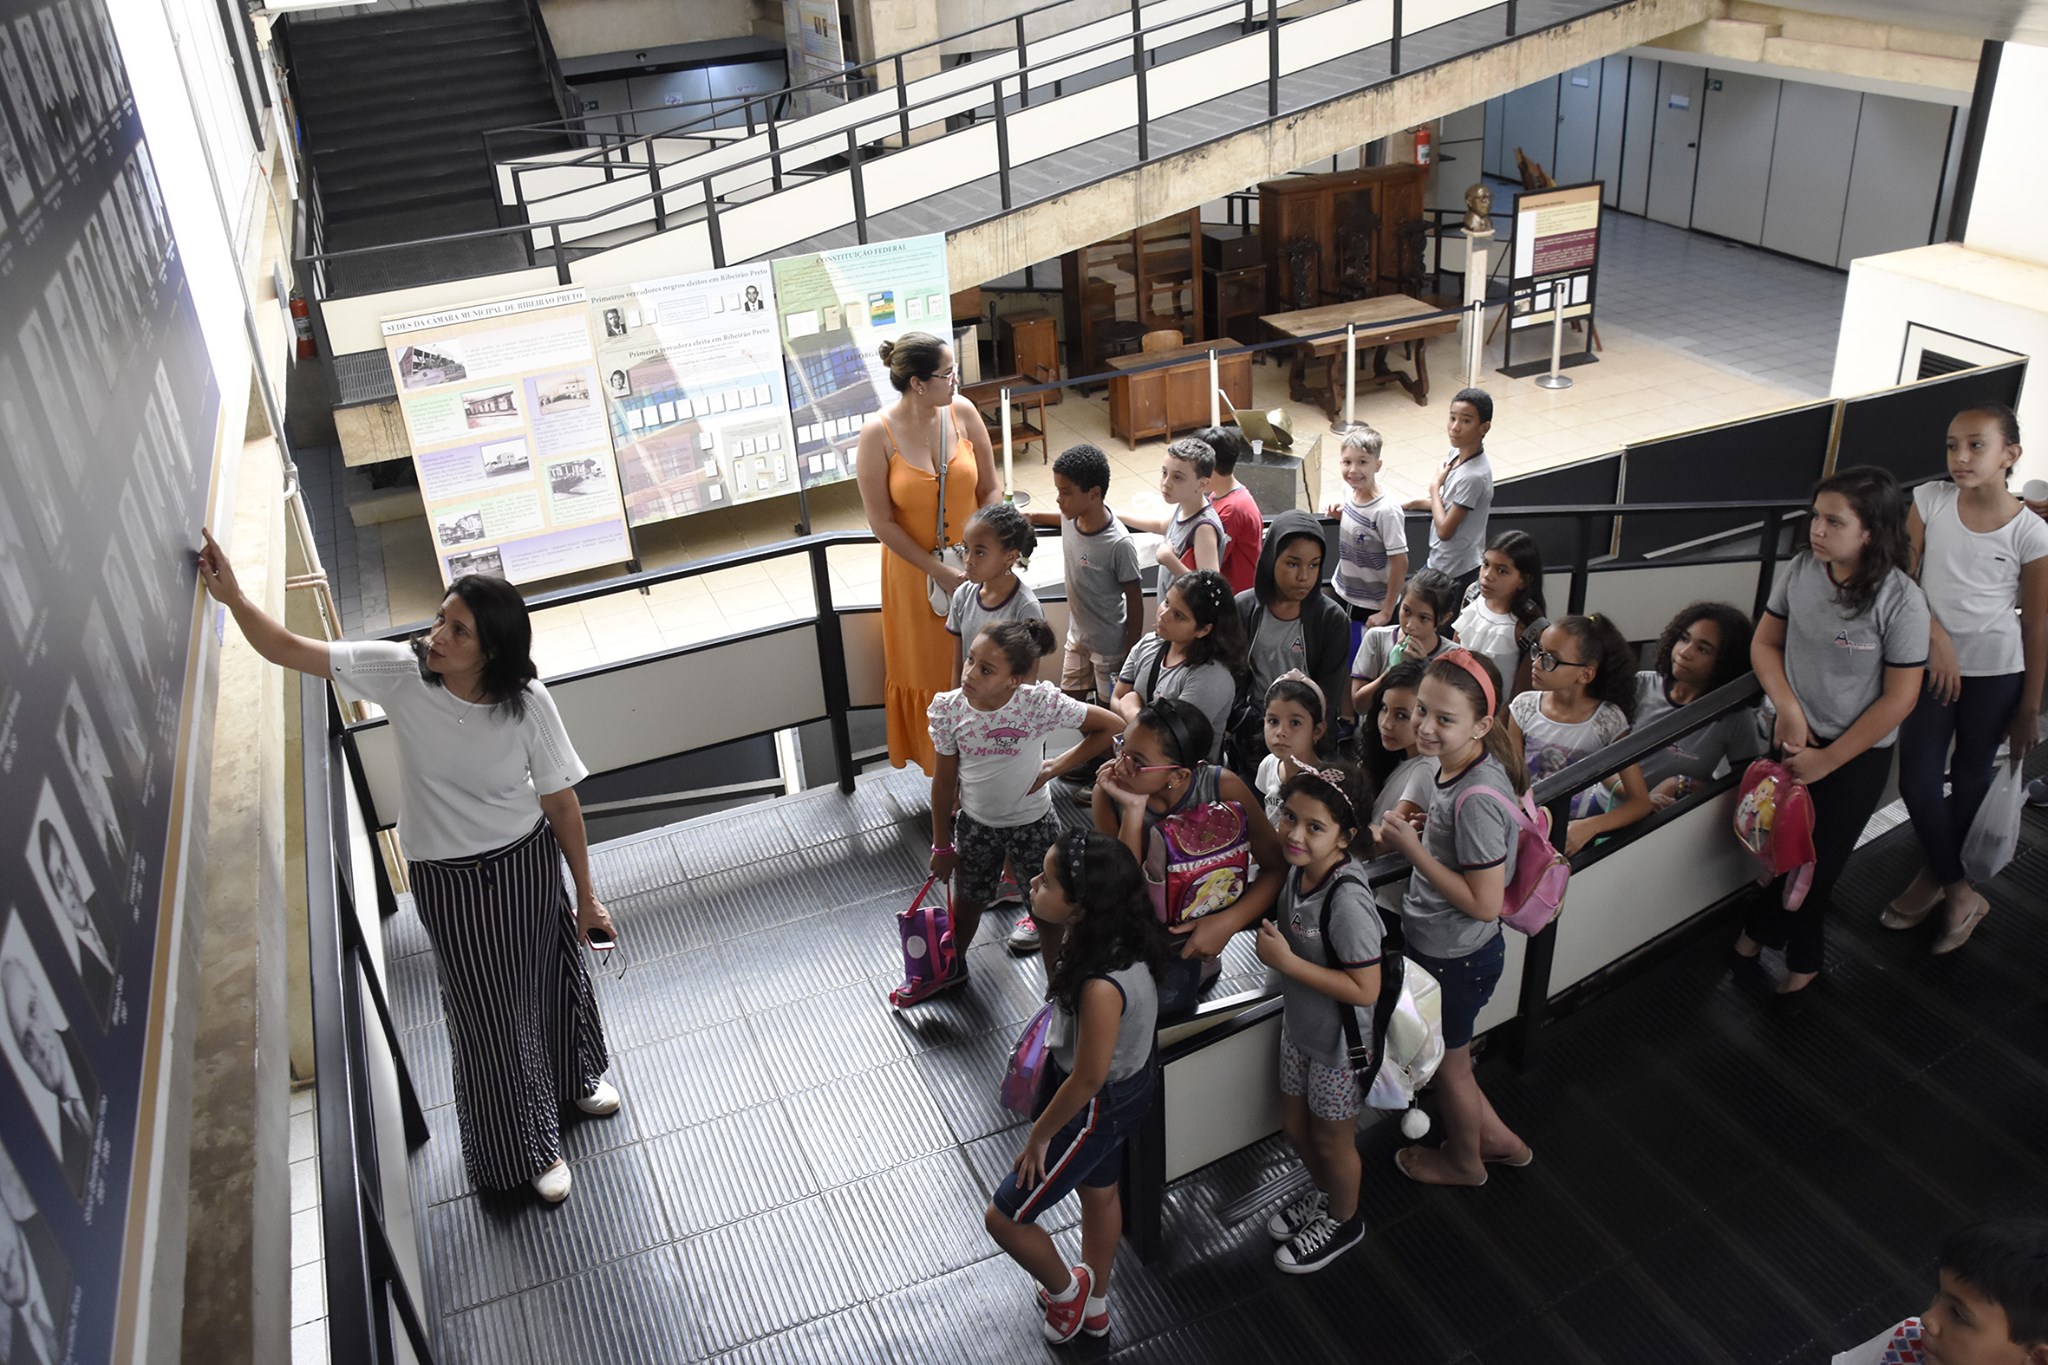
top-left (1110, 735), bottom-right (1181, 773)
top-left (584, 935), bottom-right (628, 981)
top-left (923, 367), bottom-right (957, 384)
top-left (1526, 640), bottom-right (1591, 672)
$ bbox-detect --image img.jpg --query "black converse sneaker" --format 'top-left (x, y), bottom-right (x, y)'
top-left (1265, 1187), bottom-right (1329, 1242)
top-left (1274, 1212), bottom-right (1364, 1274)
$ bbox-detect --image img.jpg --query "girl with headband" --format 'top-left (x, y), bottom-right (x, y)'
top-left (984, 830), bottom-right (1173, 1344)
top-left (1375, 649), bottom-right (1535, 1187)
top-left (1254, 759), bottom-right (1380, 1274)
top-left (1255, 670), bottom-right (1330, 824)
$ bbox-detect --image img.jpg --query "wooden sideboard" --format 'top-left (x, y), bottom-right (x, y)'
top-left (1104, 342), bottom-right (1253, 450)
top-left (1258, 163), bottom-right (1429, 311)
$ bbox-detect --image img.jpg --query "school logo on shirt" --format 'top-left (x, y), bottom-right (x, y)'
top-left (1832, 630), bottom-right (1876, 653)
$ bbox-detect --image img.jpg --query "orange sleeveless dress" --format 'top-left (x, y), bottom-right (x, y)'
top-left (879, 413), bottom-right (979, 771)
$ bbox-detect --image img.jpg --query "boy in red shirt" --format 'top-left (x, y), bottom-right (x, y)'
top-left (1198, 425), bottom-right (1263, 595)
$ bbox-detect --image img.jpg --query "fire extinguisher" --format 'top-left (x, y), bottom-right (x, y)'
top-left (1413, 125), bottom-right (1433, 166)
top-left (289, 289), bottom-right (316, 360)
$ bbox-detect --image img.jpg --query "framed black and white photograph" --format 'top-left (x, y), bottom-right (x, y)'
top-left (0, 910), bottom-right (98, 1200)
top-left (12, 314), bottom-right (84, 481)
top-left (24, 781), bottom-right (117, 1031)
top-left (98, 549), bottom-right (155, 699)
top-left (114, 488), bottom-right (165, 630)
top-left (11, 17), bottom-right (73, 160)
top-left (79, 603), bottom-right (146, 784)
top-left (56, 683), bottom-right (124, 873)
top-left (0, 357), bottom-right (63, 557)
top-left (91, 195), bottom-right (136, 312)
top-left (63, 247), bottom-right (119, 378)
top-left (0, 1139), bottom-right (70, 1365)
top-left (131, 144), bottom-right (166, 245)
top-left (151, 361), bottom-right (186, 475)
top-left (0, 27), bottom-right (55, 185)
top-left (445, 546), bottom-right (505, 579)
top-left (33, 280), bottom-right (102, 427)
top-left (52, 3), bottom-right (104, 128)
top-left (0, 103), bottom-right (33, 218)
top-left (0, 494), bottom-right (34, 650)
top-left (79, 0), bottom-right (120, 105)
top-left (34, 9), bottom-right (88, 136)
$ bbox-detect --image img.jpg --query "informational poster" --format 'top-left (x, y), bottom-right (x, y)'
top-left (782, 0), bottom-right (844, 118)
top-left (1509, 181), bottom-right (1601, 332)
top-left (0, 0), bottom-right (222, 1359)
top-left (381, 289), bottom-right (635, 587)
top-left (589, 263), bottom-right (800, 525)
top-left (772, 233), bottom-right (952, 490)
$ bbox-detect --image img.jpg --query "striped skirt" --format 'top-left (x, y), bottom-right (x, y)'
top-left (409, 819), bottom-right (610, 1191)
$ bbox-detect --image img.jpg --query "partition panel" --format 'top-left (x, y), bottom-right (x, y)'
top-left (1006, 77), bottom-right (1140, 166)
top-left (1489, 451), bottom-right (1622, 566)
top-left (570, 220), bottom-right (716, 287)
top-left (1549, 790), bottom-right (1753, 991)
top-left (1616, 403), bottom-right (1834, 559)
top-left (863, 123), bottom-right (1000, 217)
top-left (1834, 361), bottom-right (2027, 486)
top-left (718, 171), bottom-right (858, 260)
top-left (1580, 560), bottom-right (1763, 643)
top-left (1164, 1013), bottom-right (1283, 1180)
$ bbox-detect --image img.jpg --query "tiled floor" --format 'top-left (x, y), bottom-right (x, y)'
top-left (289, 1085), bottom-right (330, 1365)
top-left (297, 207), bottom-right (1846, 651)
top-left (370, 751), bottom-right (2048, 1365)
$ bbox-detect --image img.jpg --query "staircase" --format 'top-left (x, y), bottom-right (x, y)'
top-left (287, 0), bottom-right (569, 262)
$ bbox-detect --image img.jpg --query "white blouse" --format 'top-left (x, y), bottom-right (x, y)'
top-left (329, 641), bottom-right (588, 861)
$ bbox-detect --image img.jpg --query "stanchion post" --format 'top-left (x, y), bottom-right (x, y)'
top-left (1462, 225), bottom-right (1493, 389)
top-left (1536, 294), bottom-right (1573, 391)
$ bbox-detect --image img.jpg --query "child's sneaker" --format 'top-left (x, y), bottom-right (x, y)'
top-left (1007, 914), bottom-right (1041, 954)
top-left (1265, 1186), bottom-right (1329, 1242)
top-left (1041, 1263), bottom-right (1094, 1343)
top-left (1274, 1213), bottom-right (1364, 1274)
top-left (1035, 1284), bottom-right (1109, 1338)
top-left (2029, 776), bottom-right (2048, 808)
top-left (887, 963), bottom-right (969, 1008)
top-left (993, 875), bottom-right (1025, 907)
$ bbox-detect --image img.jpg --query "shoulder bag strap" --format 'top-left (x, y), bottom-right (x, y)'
top-left (1144, 638), bottom-right (1167, 699)
top-left (1315, 868), bottom-right (1376, 1068)
top-left (933, 406), bottom-right (950, 554)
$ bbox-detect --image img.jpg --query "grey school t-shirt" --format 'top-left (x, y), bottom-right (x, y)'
top-left (946, 578), bottom-right (1043, 644)
top-left (1249, 611), bottom-right (1309, 696)
top-left (1764, 554), bottom-right (1930, 746)
top-left (1400, 753), bottom-right (1517, 960)
top-left (1427, 450), bottom-right (1494, 578)
top-left (1278, 863), bottom-right (1383, 1069)
top-left (1060, 513), bottom-right (1144, 655)
top-left (1632, 671), bottom-right (1765, 787)
top-left (1046, 961), bottom-right (1159, 1082)
top-left (1118, 634), bottom-right (1235, 762)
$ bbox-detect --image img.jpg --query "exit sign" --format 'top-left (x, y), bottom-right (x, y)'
top-left (1708, 77), bottom-right (1724, 90)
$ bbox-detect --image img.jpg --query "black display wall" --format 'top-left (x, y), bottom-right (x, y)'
top-left (0, 0), bottom-right (220, 1360)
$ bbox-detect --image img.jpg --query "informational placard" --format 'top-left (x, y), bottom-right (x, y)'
top-left (783, 0), bottom-right (844, 117)
top-left (0, 0), bottom-right (222, 1359)
top-left (381, 289), bottom-right (634, 587)
top-left (772, 233), bottom-right (952, 490)
top-left (1508, 181), bottom-right (1601, 332)
top-left (589, 264), bottom-right (800, 525)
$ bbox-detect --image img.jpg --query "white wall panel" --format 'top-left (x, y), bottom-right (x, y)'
top-left (718, 170), bottom-right (856, 258)
top-left (1837, 95), bottom-right (1953, 269)
top-left (1593, 55), bottom-right (1628, 206)
top-left (864, 123), bottom-right (998, 215)
top-left (1617, 57), bottom-right (1657, 216)
top-left (1689, 70), bottom-right (1778, 245)
top-left (1008, 77), bottom-right (1137, 165)
top-left (1502, 75), bottom-right (1559, 173)
top-left (1554, 63), bottom-right (1601, 184)
top-left (1580, 560), bottom-right (1762, 644)
top-left (570, 221), bottom-right (715, 287)
top-left (1760, 82), bottom-right (1859, 265)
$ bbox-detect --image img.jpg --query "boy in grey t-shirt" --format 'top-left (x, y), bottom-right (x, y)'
top-left (1032, 444), bottom-right (1144, 703)
top-left (1406, 389), bottom-right (1495, 590)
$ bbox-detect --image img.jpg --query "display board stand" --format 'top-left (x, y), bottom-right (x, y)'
top-left (1498, 180), bottom-right (1603, 379)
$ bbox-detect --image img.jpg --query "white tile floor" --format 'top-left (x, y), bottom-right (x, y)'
top-left (289, 1085), bottom-right (329, 1365)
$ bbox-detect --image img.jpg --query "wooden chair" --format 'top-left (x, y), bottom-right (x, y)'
top-left (1140, 328), bottom-right (1185, 352)
top-left (961, 368), bottom-right (1053, 462)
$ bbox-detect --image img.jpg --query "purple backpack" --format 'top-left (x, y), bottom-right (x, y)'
top-left (1000, 1004), bottom-right (1055, 1114)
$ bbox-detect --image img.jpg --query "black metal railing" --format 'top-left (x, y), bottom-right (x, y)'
top-left (298, 0), bottom-right (1627, 311)
top-left (305, 682), bottom-right (436, 1365)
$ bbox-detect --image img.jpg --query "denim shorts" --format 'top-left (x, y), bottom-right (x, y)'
top-left (990, 1058), bottom-right (1155, 1224)
top-left (1408, 932), bottom-right (1505, 1050)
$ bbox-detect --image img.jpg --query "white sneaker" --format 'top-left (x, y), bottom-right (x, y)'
top-left (1007, 915), bottom-right (1041, 954)
top-left (575, 1079), bottom-right (621, 1116)
top-left (532, 1160), bottom-right (572, 1203)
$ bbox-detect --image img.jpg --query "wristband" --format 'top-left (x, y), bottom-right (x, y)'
top-left (931, 843), bottom-right (955, 855)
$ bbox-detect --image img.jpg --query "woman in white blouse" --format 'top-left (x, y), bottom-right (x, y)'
top-left (198, 529), bottom-right (616, 1204)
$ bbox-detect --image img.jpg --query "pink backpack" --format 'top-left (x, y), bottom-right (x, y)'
top-left (1000, 1004), bottom-right (1054, 1114)
top-left (1732, 759), bottom-right (1817, 909)
top-left (1145, 800), bottom-right (1251, 927)
top-left (1452, 785), bottom-right (1570, 934)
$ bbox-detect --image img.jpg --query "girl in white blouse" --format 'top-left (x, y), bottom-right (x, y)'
top-left (198, 529), bottom-right (616, 1204)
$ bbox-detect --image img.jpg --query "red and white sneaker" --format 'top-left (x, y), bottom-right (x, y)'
top-left (1040, 1263), bottom-right (1095, 1344)
top-left (1036, 1281), bottom-right (1108, 1338)
top-left (886, 963), bottom-right (968, 1008)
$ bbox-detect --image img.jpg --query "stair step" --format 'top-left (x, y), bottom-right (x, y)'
top-left (306, 95), bottom-right (559, 148)
top-left (297, 44), bottom-right (542, 96)
top-left (285, 3), bottom-right (526, 47)
top-left (323, 180), bottom-right (500, 223)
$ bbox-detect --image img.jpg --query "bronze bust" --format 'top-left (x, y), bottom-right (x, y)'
top-left (1463, 183), bottom-right (1493, 233)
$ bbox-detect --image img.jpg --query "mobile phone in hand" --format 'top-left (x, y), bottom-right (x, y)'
top-left (585, 926), bottom-right (616, 952)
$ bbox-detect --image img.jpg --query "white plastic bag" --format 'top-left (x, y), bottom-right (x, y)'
top-left (1960, 764), bottom-right (2026, 883)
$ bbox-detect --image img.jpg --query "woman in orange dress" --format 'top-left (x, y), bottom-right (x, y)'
top-left (856, 332), bottom-right (999, 770)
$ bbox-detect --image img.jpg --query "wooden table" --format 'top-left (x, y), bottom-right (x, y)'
top-left (1104, 341), bottom-right (1253, 450)
top-left (960, 374), bottom-right (1049, 463)
top-left (1260, 294), bottom-right (1459, 418)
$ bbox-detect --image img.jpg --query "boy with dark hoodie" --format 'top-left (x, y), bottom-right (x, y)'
top-left (1229, 510), bottom-right (1351, 779)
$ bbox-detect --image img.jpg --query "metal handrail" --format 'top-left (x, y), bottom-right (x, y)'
top-left (302, 0), bottom-right (1611, 301)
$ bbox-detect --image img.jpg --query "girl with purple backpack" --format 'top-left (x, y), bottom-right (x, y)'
top-left (1375, 650), bottom-right (1535, 1186)
top-left (984, 831), bottom-right (1172, 1344)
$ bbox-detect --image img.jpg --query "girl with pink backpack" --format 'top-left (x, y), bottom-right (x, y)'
top-left (1737, 466), bottom-right (1929, 998)
top-left (1374, 650), bottom-right (1537, 1187)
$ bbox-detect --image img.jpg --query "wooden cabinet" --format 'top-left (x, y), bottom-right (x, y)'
top-left (1205, 265), bottom-right (1266, 347)
top-left (998, 309), bottom-right (1061, 406)
top-left (1258, 164), bottom-right (1429, 311)
top-left (1105, 342), bottom-right (1252, 450)
top-left (1061, 209), bottom-right (1205, 378)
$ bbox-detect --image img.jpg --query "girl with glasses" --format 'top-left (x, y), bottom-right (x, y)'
top-left (1506, 613), bottom-right (1653, 855)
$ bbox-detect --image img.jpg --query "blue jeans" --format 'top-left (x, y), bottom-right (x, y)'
top-left (1897, 672), bottom-right (2024, 885)
top-left (1407, 933), bottom-right (1506, 1050)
